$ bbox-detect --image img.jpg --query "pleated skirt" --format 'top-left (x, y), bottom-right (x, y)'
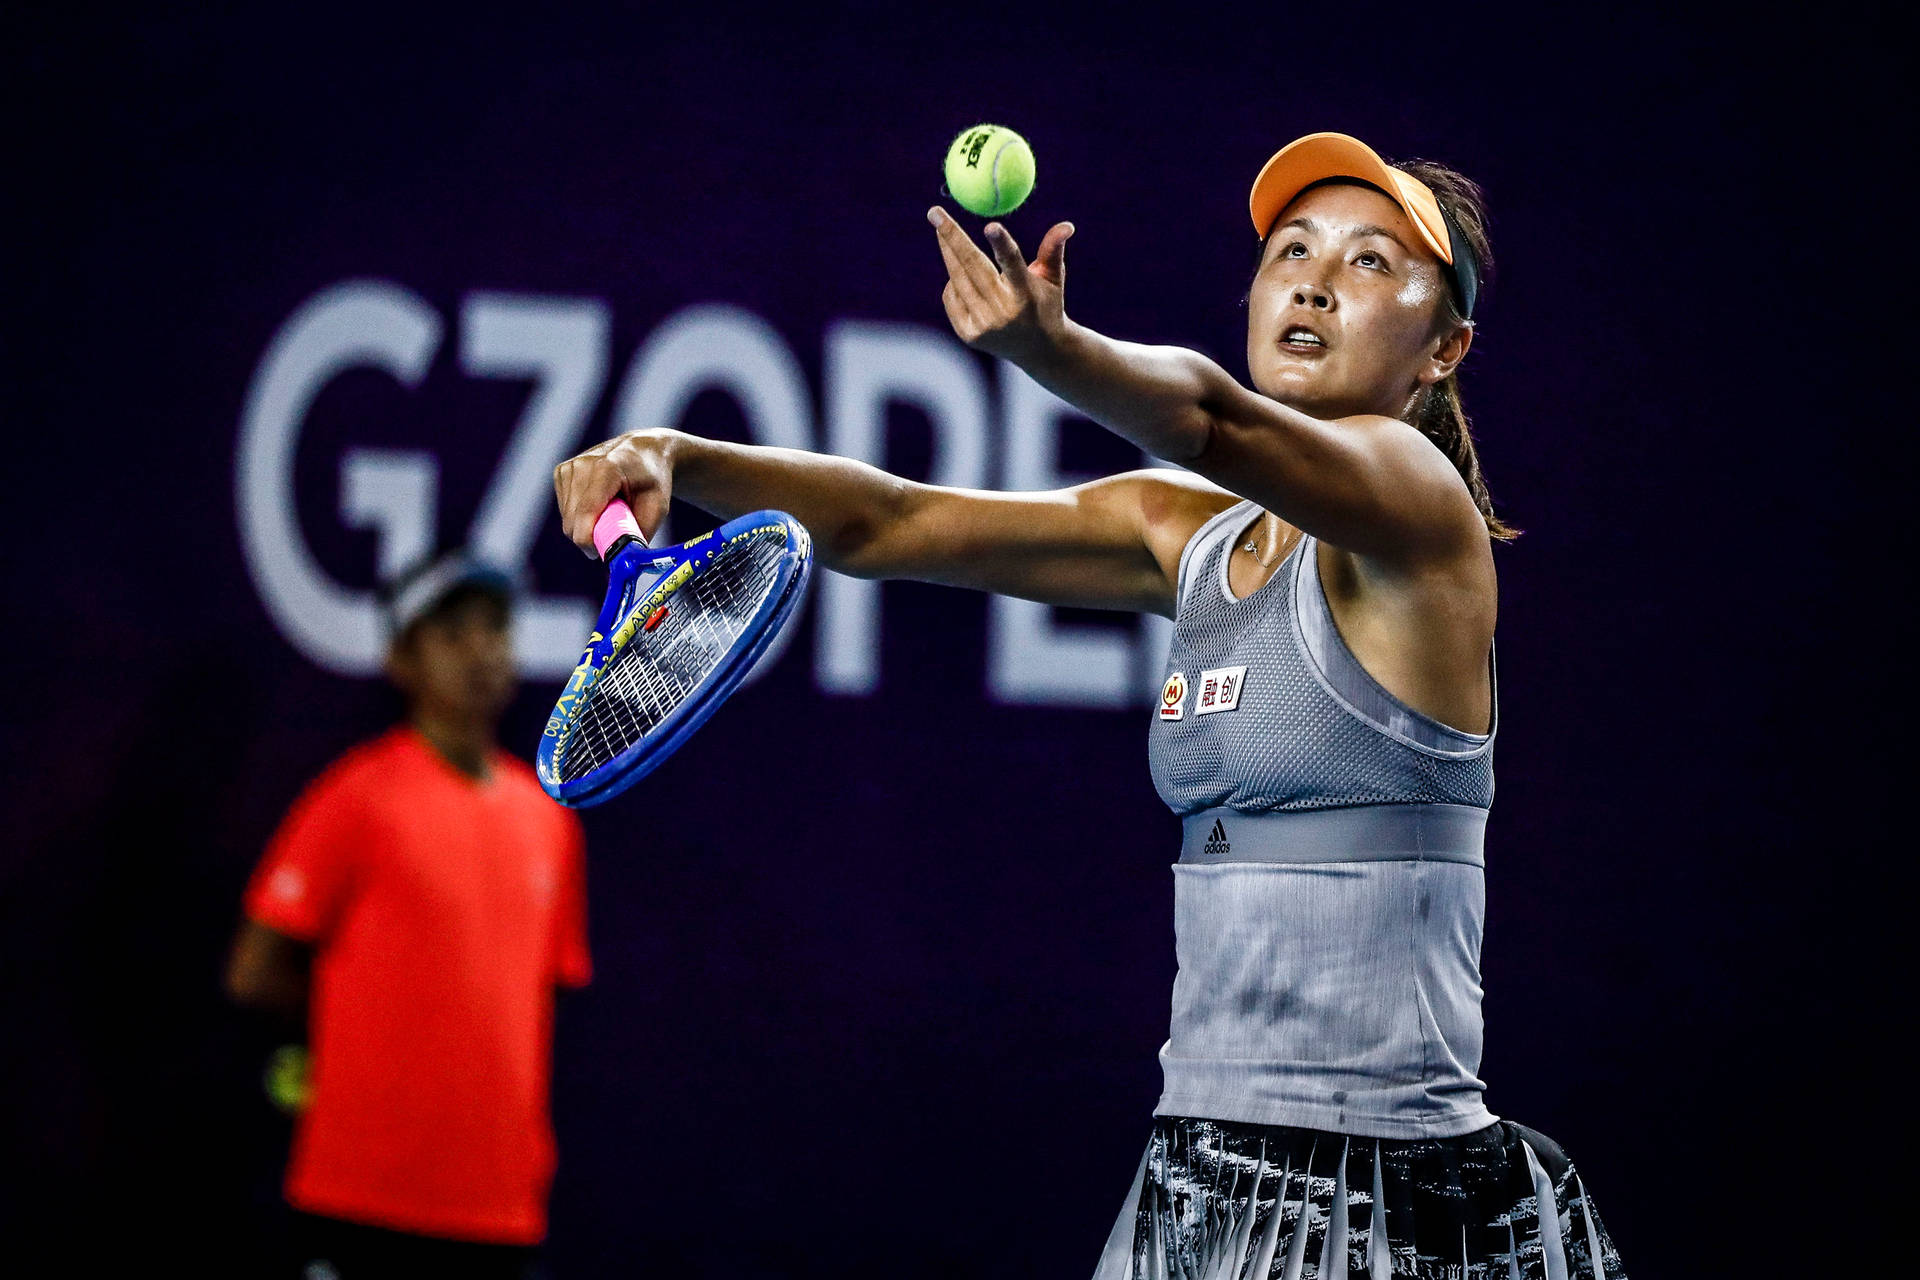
top-left (1092, 1115), bottom-right (1625, 1280)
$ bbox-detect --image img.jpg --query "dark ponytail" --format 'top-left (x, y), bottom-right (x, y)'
top-left (1392, 159), bottom-right (1517, 541)
top-left (1412, 370), bottom-right (1515, 541)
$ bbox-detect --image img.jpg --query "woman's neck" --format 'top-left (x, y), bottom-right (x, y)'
top-left (1244, 511), bottom-right (1298, 568)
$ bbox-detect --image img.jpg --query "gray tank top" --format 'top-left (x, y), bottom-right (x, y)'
top-left (1147, 500), bottom-right (1498, 1138)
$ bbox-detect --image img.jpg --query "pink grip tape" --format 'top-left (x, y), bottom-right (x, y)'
top-left (592, 501), bottom-right (645, 560)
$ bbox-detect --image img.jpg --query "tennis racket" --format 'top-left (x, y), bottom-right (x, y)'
top-left (536, 501), bottom-right (813, 808)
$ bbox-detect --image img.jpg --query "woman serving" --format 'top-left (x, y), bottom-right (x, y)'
top-left (553, 131), bottom-right (1624, 1278)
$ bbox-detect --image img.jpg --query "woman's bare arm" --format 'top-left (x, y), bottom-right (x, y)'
top-left (929, 211), bottom-right (1485, 565)
top-left (553, 430), bottom-right (1231, 617)
top-left (1036, 326), bottom-right (1478, 560)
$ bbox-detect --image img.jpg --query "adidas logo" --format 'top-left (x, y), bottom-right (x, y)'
top-left (1201, 819), bottom-right (1230, 858)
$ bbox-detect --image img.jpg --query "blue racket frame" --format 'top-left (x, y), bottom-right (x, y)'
top-left (536, 509), bottom-right (812, 808)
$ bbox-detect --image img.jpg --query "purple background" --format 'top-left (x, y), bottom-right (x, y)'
top-left (5, 6), bottom-right (1888, 1275)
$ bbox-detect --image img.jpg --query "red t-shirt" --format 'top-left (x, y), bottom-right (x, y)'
top-left (244, 727), bottom-right (590, 1244)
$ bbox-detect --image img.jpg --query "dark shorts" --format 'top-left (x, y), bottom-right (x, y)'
top-left (291, 1212), bottom-right (536, 1280)
top-left (1093, 1115), bottom-right (1625, 1279)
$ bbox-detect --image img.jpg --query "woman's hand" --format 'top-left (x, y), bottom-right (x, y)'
top-left (928, 208), bottom-right (1074, 366)
top-left (552, 429), bottom-right (677, 557)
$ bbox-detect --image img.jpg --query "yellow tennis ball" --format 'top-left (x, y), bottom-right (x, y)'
top-left (265, 1044), bottom-right (311, 1114)
top-left (943, 124), bottom-right (1035, 218)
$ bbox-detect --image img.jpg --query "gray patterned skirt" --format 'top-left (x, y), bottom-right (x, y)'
top-left (1093, 1115), bottom-right (1624, 1279)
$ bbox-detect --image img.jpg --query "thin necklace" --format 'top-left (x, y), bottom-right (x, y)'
top-left (1243, 517), bottom-right (1298, 569)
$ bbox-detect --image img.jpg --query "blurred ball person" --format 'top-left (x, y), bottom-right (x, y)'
top-left (226, 552), bottom-right (591, 1279)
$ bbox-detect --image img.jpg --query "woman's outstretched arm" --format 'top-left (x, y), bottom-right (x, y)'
top-left (928, 210), bottom-right (1485, 564)
top-left (553, 428), bottom-right (1231, 617)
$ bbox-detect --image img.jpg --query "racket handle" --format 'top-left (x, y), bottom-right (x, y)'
top-left (592, 500), bottom-right (646, 562)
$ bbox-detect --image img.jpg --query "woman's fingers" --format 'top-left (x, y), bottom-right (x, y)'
top-left (555, 454), bottom-right (619, 556)
top-left (940, 281), bottom-right (967, 331)
top-left (553, 460), bottom-right (571, 527)
top-left (555, 432), bottom-right (681, 556)
top-left (628, 484), bottom-right (668, 544)
top-left (1032, 221), bottom-right (1074, 287)
top-left (562, 466), bottom-right (598, 554)
top-left (554, 461), bottom-right (581, 548)
top-left (928, 207), bottom-right (1006, 297)
top-left (928, 207), bottom-right (1065, 359)
top-left (929, 208), bottom-right (1021, 293)
top-left (982, 223), bottom-right (1030, 283)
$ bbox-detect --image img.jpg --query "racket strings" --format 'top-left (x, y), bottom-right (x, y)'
top-left (558, 528), bottom-right (789, 781)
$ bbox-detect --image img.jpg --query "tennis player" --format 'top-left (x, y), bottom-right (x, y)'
top-left (554, 132), bottom-right (1622, 1277)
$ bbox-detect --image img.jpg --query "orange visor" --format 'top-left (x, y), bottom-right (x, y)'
top-left (1249, 132), bottom-right (1451, 261)
top-left (1248, 132), bottom-right (1480, 319)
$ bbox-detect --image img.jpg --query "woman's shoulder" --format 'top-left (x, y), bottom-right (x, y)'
top-left (1118, 468), bottom-right (1246, 550)
top-left (1098, 469), bottom-right (1247, 608)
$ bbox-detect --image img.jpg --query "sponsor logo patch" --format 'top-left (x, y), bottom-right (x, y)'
top-left (1195, 666), bottom-right (1247, 715)
top-left (1200, 818), bottom-right (1231, 858)
top-left (1159, 672), bottom-right (1188, 721)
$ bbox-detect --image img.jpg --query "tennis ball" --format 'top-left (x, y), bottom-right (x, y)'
top-left (943, 124), bottom-right (1035, 218)
top-left (265, 1044), bottom-right (311, 1114)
